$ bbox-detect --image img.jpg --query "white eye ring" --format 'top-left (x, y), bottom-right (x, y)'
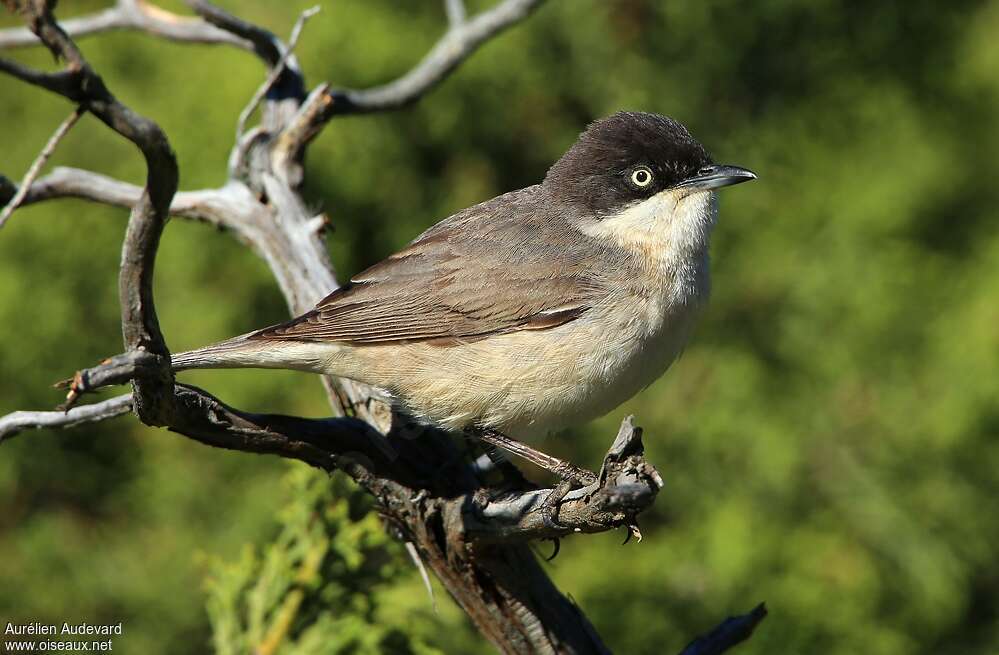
top-left (630, 167), bottom-right (653, 188)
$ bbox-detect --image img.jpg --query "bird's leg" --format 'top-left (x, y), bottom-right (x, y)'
top-left (469, 428), bottom-right (597, 486)
top-left (475, 445), bottom-right (536, 492)
top-left (468, 428), bottom-right (598, 529)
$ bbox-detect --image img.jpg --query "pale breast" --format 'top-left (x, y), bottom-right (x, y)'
top-left (325, 253), bottom-right (709, 438)
top-left (323, 189), bottom-right (717, 437)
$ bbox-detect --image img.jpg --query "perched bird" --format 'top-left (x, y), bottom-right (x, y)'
top-left (173, 111), bottom-right (754, 475)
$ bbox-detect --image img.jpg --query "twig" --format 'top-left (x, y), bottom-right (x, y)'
top-left (184, 0), bottom-right (283, 66)
top-left (0, 0), bottom-right (251, 51)
top-left (236, 5), bottom-right (319, 140)
top-left (405, 541), bottom-right (438, 613)
top-left (677, 604), bottom-right (768, 655)
top-left (445, 0), bottom-right (467, 28)
top-left (0, 394), bottom-right (133, 441)
top-left (56, 351), bottom-right (164, 410)
top-left (275, 0), bottom-right (547, 168)
top-left (0, 57), bottom-right (77, 96)
top-left (329, 0), bottom-right (545, 113)
top-left (0, 106), bottom-right (83, 229)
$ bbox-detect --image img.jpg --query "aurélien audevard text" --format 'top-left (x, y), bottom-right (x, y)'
top-left (5, 622), bottom-right (123, 636)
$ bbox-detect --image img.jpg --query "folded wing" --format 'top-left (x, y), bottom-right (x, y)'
top-left (251, 187), bottom-right (610, 346)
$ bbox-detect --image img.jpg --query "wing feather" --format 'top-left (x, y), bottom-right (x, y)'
top-left (252, 187), bottom-right (614, 346)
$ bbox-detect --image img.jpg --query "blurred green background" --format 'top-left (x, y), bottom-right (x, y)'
top-left (2, 0), bottom-right (998, 653)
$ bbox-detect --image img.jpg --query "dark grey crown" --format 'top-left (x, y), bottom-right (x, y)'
top-left (544, 111), bottom-right (712, 216)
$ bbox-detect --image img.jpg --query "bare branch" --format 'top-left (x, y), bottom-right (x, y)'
top-left (0, 394), bottom-right (133, 441)
top-left (445, 0), bottom-right (467, 28)
top-left (1, 0), bottom-right (180, 424)
top-left (184, 0), bottom-right (282, 66)
top-left (0, 56), bottom-right (78, 97)
top-left (677, 604), bottom-right (768, 655)
top-left (1, 166), bottom-right (256, 230)
top-left (44, 345), bottom-right (658, 545)
top-left (460, 417), bottom-right (663, 543)
top-left (0, 106), bottom-right (83, 229)
top-left (236, 5), bottom-right (319, 140)
top-left (276, 0), bottom-right (546, 170)
top-left (333, 0), bottom-right (545, 113)
top-left (0, 0), bottom-right (251, 51)
top-left (56, 351), bottom-right (163, 409)
top-left (183, 0), bottom-right (309, 172)
top-left (40, 343), bottom-right (660, 545)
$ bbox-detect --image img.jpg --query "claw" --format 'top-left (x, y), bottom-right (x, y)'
top-left (545, 538), bottom-right (561, 561)
top-left (539, 478), bottom-right (574, 531)
top-left (622, 520), bottom-right (642, 544)
top-left (541, 504), bottom-right (566, 530)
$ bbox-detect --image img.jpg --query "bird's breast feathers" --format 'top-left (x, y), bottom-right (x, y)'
top-left (258, 186), bottom-right (717, 436)
top-left (325, 218), bottom-right (712, 436)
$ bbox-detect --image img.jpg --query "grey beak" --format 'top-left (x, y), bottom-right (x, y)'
top-left (678, 164), bottom-right (757, 190)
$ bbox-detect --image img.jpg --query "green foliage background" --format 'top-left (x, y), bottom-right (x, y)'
top-left (2, 1), bottom-right (998, 653)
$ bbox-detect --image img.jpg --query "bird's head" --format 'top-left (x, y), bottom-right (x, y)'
top-left (544, 111), bottom-right (755, 257)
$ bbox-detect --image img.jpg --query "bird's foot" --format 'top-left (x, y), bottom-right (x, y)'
top-left (539, 464), bottom-right (599, 530)
top-left (540, 478), bottom-right (575, 531)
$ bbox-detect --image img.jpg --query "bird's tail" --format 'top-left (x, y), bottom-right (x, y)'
top-left (170, 331), bottom-right (269, 371)
top-left (171, 331), bottom-right (336, 374)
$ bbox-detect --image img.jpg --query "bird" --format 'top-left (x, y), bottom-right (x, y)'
top-left (172, 111), bottom-right (755, 480)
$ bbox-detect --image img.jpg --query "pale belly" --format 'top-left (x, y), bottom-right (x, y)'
top-left (329, 291), bottom-right (706, 439)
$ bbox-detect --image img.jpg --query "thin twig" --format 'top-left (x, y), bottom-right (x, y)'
top-left (276, 0), bottom-right (546, 160)
top-left (0, 394), bottom-right (133, 441)
top-left (0, 106), bottom-right (83, 229)
top-left (333, 0), bottom-right (545, 112)
top-left (405, 541), bottom-right (438, 613)
top-left (184, 0), bottom-right (282, 66)
top-left (236, 5), bottom-right (320, 140)
top-left (445, 0), bottom-right (467, 28)
top-left (677, 604), bottom-right (768, 655)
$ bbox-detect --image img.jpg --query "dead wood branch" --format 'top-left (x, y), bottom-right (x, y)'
top-left (678, 604), bottom-right (769, 655)
top-left (0, 394), bottom-right (133, 441)
top-left (0, 166), bottom-right (241, 228)
top-left (0, 106), bottom-right (82, 229)
top-left (274, 0), bottom-right (547, 166)
top-left (0, 0), bottom-right (251, 50)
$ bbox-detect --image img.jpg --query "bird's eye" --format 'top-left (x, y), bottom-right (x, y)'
top-left (630, 167), bottom-right (654, 188)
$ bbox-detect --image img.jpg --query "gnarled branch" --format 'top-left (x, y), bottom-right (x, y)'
top-left (2, 0), bottom-right (179, 425)
top-left (459, 417), bottom-right (662, 543)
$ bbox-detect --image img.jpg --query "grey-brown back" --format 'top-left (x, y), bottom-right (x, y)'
top-left (252, 185), bottom-right (629, 346)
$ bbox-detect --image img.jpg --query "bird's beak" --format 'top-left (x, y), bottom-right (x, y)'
top-left (677, 164), bottom-right (757, 191)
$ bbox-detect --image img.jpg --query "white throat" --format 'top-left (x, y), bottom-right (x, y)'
top-left (579, 189), bottom-right (717, 304)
